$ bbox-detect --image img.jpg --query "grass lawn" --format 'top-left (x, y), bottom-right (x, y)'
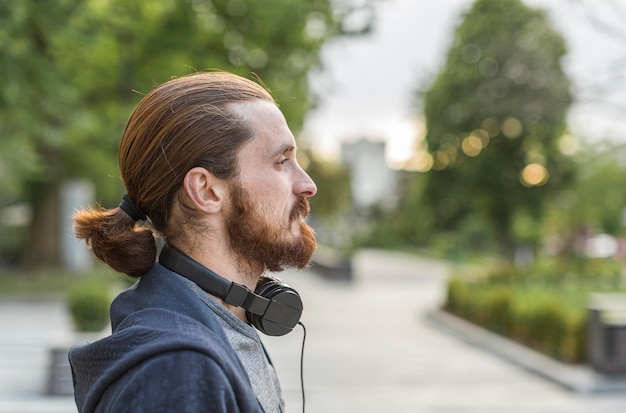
top-left (0, 265), bottom-right (132, 298)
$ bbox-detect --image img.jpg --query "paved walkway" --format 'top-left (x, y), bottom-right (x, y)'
top-left (2, 249), bottom-right (626, 412)
top-left (0, 297), bottom-right (76, 413)
top-left (264, 249), bottom-right (626, 413)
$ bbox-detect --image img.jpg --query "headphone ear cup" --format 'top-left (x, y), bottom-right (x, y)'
top-left (247, 277), bottom-right (303, 336)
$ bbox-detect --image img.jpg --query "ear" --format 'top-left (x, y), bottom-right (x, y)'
top-left (183, 167), bottom-right (226, 213)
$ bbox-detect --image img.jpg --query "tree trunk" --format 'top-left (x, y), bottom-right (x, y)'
top-left (21, 184), bottom-right (60, 269)
top-left (493, 209), bottom-right (515, 262)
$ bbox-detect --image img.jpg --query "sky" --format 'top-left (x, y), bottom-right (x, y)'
top-left (302, 0), bottom-right (626, 167)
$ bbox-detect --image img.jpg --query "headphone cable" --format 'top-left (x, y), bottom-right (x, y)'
top-left (297, 321), bottom-right (307, 413)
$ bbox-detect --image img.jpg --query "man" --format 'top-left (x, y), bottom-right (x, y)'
top-left (70, 71), bottom-right (317, 413)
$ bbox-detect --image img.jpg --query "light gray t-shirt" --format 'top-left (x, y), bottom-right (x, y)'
top-left (178, 275), bottom-right (284, 413)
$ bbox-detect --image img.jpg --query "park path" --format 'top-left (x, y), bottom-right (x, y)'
top-left (264, 249), bottom-right (626, 413)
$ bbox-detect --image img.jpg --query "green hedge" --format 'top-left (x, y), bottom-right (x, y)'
top-left (443, 258), bottom-right (624, 364)
top-left (67, 280), bottom-right (112, 332)
top-left (445, 278), bottom-right (586, 363)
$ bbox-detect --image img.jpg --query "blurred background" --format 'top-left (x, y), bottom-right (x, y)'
top-left (4, 0), bottom-right (626, 270)
top-left (3, 0), bottom-right (626, 411)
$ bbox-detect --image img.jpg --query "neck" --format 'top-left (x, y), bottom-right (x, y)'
top-left (168, 239), bottom-right (264, 322)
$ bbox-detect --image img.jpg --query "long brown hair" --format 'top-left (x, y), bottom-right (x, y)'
top-left (74, 72), bottom-right (275, 277)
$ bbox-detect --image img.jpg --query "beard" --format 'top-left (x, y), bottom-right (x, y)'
top-left (226, 182), bottom-right (317, 274)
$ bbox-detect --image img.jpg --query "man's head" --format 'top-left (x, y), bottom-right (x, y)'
top-left (118, 72), bottom-right (317, 272)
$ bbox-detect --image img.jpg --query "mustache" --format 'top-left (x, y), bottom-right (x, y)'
top-left (289, 197), bottom-right (310, 222)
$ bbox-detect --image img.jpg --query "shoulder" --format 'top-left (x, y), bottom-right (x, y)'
top-left (71, 309), bottom-right (248, 412)
top-left (98, 350), bottom-right (262, 413)
top-left (111, 306), bottom-right (237, 373)
top-left (110, 265), bottom-right (207, 325)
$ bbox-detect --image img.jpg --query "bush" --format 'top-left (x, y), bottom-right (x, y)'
top-left (443, 256), bottom-right (620, 364)
top-left (67, 280), bottom-right (111, 332)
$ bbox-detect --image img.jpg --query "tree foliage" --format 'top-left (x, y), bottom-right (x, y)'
top-left (419, 0), bottom-right (575, 258)
top-left (0, 0), bottom-right (374, 267)
top-left (541, 142), bottom-right (626, 254)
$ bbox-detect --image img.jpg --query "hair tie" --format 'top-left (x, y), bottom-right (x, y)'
top-left (119, 194), bottom-right (147, 222)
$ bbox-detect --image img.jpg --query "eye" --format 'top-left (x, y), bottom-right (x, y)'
top-left (277, 158), bottom-right (289, 166)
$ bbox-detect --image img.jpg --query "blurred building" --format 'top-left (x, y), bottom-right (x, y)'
top-left (341, 138), bottom-right (398, 210)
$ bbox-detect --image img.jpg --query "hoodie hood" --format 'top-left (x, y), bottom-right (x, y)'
top-left (68, 264), bottom-right (257, 413)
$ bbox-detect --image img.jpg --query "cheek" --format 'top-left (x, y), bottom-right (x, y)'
top-left (263, 197), bottom-right (293, 228)
top-left (253, 192), bottom-right (286, 220)
top-left (241, 174), bottom-right (293, 219)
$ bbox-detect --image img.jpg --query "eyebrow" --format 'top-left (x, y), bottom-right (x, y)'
top-left (270, 143), bottom-right (295, 157)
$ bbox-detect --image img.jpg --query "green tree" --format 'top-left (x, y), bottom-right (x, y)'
top-left (0, 0), bottom-right (90, 266)
top-left (418, 0), bottom-right (574, 259)
top-left (541, 142), bottom-right (626, 257)
top-left (571, 146), bottom-right (626, 236)
top-left (0, 0), bottom-right (374, 268)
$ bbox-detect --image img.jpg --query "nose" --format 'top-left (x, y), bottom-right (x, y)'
top-left (294, 168), bottom-right (317, 198)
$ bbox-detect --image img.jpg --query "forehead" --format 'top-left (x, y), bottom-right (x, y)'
top-left (234, 100), bottom-right (296, 157)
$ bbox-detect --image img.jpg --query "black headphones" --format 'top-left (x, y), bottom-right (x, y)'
top-left (159, 244), bottom-right (303, 337)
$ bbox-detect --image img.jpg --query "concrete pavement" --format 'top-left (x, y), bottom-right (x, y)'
top-left (0, 297), bottom-right (76, 413)
top-left (2, 249), bottom-right (626, 412)
top-left (264, 249), bottom-right (626, 413)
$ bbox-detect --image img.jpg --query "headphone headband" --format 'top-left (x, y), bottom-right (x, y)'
top-left (158, 244), bottom-right (302, 336)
